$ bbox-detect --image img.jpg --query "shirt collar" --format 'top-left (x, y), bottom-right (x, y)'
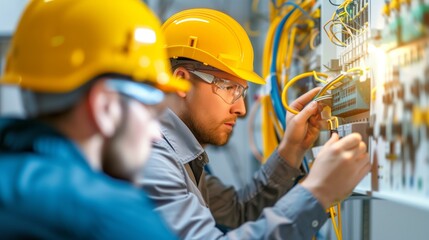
top-left (159, 109), bottom-right (207, 164)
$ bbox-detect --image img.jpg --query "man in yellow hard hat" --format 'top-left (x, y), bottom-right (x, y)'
top-left (0, 0), bottom-right (189, 239)
top-left (139, 8), bottom-right (370, 239)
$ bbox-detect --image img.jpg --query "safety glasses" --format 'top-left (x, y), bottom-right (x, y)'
top-left (105, 79), bottom-right (166, 116)
top-left (105, 79), bottom-right (164, 105)
top-left (189, 70), bottom-right (248, 104)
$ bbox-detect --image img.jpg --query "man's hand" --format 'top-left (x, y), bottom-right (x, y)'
top-left (278, 88), bottom-right (322, 168)
top-left (300, 133), bottom-right (371, 209)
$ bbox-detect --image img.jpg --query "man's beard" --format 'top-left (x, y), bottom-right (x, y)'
top-left (101, 97), bottom-right (137, 182)
top-left (183, 113), bottom-right (233, 146)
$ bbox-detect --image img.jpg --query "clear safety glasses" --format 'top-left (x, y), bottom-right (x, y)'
top-left (105, 79), bottom-right (166, 116)
top-left (189, 70), bottom-right (248, 104)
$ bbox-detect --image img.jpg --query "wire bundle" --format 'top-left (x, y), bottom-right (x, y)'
top-left (323, 0), bottom-right (368, 47)
top-left (259, 0), bottom-right (316, 161)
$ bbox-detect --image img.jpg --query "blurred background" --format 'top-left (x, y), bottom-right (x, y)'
top-left (1, 0), bottom-right (429, 239)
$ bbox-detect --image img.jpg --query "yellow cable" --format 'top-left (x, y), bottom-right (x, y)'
top-left (281, 72), bottom-right (328, 115)
top-left (309, 28), bottom-right (319, 50)
top-left (278, 8), bottom-right (298, 78)
top-left (329, 21), bottom-right (348, 46)
top-left (316, 74), bottom-right (346, 97)
top-left (278, 0), bottom-right (313, 81)
top-left (323, 19), bottom-right (347, 47)
top-left (338, 17), bottom-right (355, 37)
top-left (262, 16), bottom-right (281, 77)
top-left (337, 203), bottom-right (343, 240)
top-left (315, 67), bottom-right (365, 97)
top-left (347, 67), bottom-right (366, 75)
top-left (261, 0), bottom-right (316, 162)
top-left (269, 0), bottom-right (277, 21)
top-left (285, 26), bottom-right (297, 72)
top-left (277, 23), bottom-right (289, 77)
top-left (267, 0), bottom-right (314, 72)
top-left (272, 1), bottom-right (312, 88)
top-left (269, 107), bottom-right (284, 139)
top-left (298, 28), bottom-right (312, 50)
top-left (330, 207), bottom-right (341, 240)
top-left (313, 70), bottom-right (327, 84)
top-left (323, 0), bottom-right (356, 47)
top-left (261, 95), bottom-right (279, 162)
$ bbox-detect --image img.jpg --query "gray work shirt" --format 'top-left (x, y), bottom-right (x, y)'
top-left (139, 109), bottom-right (327, 239)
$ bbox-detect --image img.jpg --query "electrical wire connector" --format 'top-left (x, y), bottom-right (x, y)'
top-left (314, 96), bottom-right (342, 135)
top-left (327, 116), bottom-right (339, 130)
top-left (328, 117), bottom-right (340, 136)
top-left (314, 67), bottom-right (369, 99)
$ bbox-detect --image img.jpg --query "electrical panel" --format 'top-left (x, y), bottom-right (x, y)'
top-left (263, 0), bottom-right (429, 210)
top-left (370, 0), bottom-right (429, 208)
top-left (312, 0), bottom-right (429, 209)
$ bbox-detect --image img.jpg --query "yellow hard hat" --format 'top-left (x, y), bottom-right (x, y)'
top-left (0, 0), bottom-right (189, 93)
top-left (162, 8), bottom-right (265, 85)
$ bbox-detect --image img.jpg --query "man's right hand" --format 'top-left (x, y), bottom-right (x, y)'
top-left (300, 133), bottom-right (371, 209)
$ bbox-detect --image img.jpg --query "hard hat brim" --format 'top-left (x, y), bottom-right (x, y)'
top-left (167, 46), bottom-right (265, 85)
top-left (231, 68), bottom-right (266, 85)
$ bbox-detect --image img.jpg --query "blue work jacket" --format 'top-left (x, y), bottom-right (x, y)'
top-left (0, 118), bottom-right (176, 240)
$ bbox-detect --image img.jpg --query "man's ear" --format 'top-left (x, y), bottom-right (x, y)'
top-left (87, 80), bottom-right (121, 137)
top-left (173, 67), bottom-right (191, 98)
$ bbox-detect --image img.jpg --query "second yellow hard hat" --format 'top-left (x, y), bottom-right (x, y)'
top-left (162, 8), bottom-right (265, 85)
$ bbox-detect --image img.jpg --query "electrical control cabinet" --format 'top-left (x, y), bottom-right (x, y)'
top-left (370, 0), bottom-right (429, 208)
top-left (313, 0), bottom-right (429, 209)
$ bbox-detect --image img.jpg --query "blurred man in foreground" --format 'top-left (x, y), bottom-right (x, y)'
top-left (0, 0), bottom-right (189, 239)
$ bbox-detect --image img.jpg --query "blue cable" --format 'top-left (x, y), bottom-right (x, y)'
top-left (269, 2), bottom-right (314, 174)
top-left (269, 1), bottom-right (312, 128)
top-left (269, 5), bottom-right (296, 128)
top-left (272, 0), bottom-right (313, 19)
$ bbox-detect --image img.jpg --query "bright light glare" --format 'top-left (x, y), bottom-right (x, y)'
top-left (175, 18), bottom-right (209, 24)
top-left (135, 28), bottom-right (156, 44)
top-left (368, 43), bottom-right (384, 54)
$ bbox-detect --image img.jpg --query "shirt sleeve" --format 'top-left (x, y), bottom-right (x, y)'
top-left (225, 185), bottom-right (328, 240)
top-left (139, 143), bottom-right (327, 240)
top-left (207, 149), bottom-right (303, 228)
